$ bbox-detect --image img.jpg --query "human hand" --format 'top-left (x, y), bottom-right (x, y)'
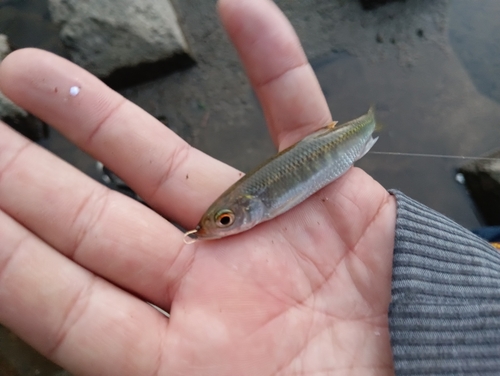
top-left (0, 0), bottom-right (396, 374)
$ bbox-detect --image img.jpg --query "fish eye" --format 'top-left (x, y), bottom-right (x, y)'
top-left (215, 210), bottom-right (235, 227)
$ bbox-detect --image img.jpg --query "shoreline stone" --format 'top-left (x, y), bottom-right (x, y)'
top-left (459, 150), bottom-right (500, 225)
top-left (48, 0), bottom-right (193, 85)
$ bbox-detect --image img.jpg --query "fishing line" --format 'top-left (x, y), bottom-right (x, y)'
top-left (370, 151), bottom-right (500, 162)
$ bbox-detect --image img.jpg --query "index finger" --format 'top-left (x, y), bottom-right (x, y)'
top-left (0, 49), bottom-right (240, 228)
top-left (0, 0), bottom-right (331, 227)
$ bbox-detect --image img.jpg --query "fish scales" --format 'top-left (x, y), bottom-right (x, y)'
top-left (188, 108), bottom-right (377, 240)
top-left (235, 110), bottom-right (376, 217)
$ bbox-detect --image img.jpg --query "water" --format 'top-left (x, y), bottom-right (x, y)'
top-left (311, 41), bottom-right (500, 228)
top-left (449, 0), bottom-right (500, 104)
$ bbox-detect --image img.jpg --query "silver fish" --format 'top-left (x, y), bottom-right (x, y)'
top-left (184, 108), bottom-right (378, 241)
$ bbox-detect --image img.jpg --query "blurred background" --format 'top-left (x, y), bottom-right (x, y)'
top-left (1, 0), bottom-right (500, 374)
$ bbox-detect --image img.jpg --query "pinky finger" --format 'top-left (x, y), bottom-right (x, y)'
top-left (0, 210), bottom-right (165, 376)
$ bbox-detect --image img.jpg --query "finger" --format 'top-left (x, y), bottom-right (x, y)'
top-left (0, 49), bottom-right (240, 227)
top-left (0, 122), bottom-right (194, 307)
top-left (218, 0), bottom-right (332, 150)
top-left (0, 209), bottom-right (165, 376)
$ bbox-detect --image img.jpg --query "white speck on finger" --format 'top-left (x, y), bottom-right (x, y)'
top-left (69, 86), bottom-right (80, 96)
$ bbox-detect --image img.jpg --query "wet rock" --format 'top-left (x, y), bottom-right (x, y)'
top-left (0, 3), bottom-right (66, 55)
top-left (48, 0), bottom-right (193, 87)
top-left (0, 34), bottom-right (48, 141)
top-left (449, 0), bottom-right (500, 104)
top-left (0, 351), bottom-right (18, 376)
top-left (458, 150), bottom-right (500, 225)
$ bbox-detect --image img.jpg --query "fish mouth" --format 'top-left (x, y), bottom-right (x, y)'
top-left (183, 225), bottom-right (222, 244)
top-left (191, 225), bottom-right (202, 238)
top-left (195, 230), bottom-right (220, 240)
top-left (193, 225), bottom-right (226, 240)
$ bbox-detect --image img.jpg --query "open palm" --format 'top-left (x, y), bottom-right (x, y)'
top-left (0, 0), bottom-right (396, 374)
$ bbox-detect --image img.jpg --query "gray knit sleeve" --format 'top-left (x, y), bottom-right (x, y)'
top-left (388, 190), bottom-right (500, 376)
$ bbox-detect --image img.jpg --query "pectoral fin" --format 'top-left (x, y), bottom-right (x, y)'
top-left (356, 136), bottom-right (379, 160)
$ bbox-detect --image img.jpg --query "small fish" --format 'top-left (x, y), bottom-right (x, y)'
top-left (184, 108), bottom-right (378, 242)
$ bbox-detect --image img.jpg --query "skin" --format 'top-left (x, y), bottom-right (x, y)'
top-left (0, 0), bottom-right (397, 375)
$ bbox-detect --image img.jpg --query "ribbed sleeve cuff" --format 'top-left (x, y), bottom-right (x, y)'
top-left (388, 190), bottom-right (500, 376)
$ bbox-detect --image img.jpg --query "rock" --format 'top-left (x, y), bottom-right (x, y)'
top-left (48, 0), bottom-right (193, 87)
top-left (0, 35), bottom-right (25, 119)
top-left (458, 150), bottom-right (500, 225)
top-left (0, 34), bottom-right (25, 119)
top-left (0, 34), bottom-right (28, 119)
top-left (0, 34), bottom-right (10, 59)
top-left (0, 34), bottom-right (48, 141)
top-left (0, 4), bottom-right (67, 55)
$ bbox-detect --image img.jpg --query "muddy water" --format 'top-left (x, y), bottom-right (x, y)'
top-left (313, 41), bottom-right (500, 228)
top-left (308, 0), bottom-right (500, 229)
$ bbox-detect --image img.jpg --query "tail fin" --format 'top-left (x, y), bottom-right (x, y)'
top-left (368, 106), bottom-right (385, 132)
